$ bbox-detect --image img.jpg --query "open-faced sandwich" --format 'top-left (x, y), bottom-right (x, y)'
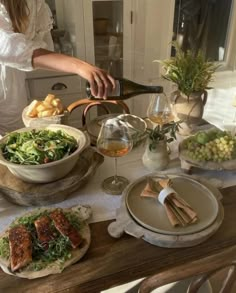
top-left (0, 206), bottom-right (91, 279)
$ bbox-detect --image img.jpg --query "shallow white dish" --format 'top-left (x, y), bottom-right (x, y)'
top-left (86, 113), bottom-right (147, 147)
top-left (125, 174), bottom-right (219, 235)
top-left (0, 124), bottom-right (89, 183)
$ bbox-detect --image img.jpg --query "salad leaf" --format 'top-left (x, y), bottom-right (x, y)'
top-left (0, 129), bottom-right (78, 165)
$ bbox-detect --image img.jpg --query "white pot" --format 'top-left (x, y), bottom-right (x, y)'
top-left (142, 139), bottom-right (170, 171)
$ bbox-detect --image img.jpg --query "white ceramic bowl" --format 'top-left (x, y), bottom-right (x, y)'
top-left (22, 106), bottom-right (69, 127)
top-left (0, 124), bottom-right (90, 183)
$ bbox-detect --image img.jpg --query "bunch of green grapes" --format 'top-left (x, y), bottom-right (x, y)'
top-left (184, 130), bottom-right (236, 162)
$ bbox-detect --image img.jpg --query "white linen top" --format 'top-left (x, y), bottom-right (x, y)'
top-left (0, 0), bottom-right (53, 135)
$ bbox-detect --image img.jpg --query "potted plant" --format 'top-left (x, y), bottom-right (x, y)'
top-left (160, 44), bottom-right (219, 135)
top-left (142, 121), bottom-right (181, 171)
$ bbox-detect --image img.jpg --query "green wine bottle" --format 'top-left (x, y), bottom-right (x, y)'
top-left (86, 77), bottom-right (163, 100)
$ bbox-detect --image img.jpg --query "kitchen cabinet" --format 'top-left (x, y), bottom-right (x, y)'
top-left (26, 0), bottom-right (174, 123)
top-left (60, 0), bottom-right (174, 117)
top-left (27, 0), bottom-right (236, 124)
top-left (52, 0), bottom-right (134, 113)
top-left (54, 0), bottom-right (175, 117)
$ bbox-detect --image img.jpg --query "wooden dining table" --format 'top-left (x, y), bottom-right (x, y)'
top-left (1, 124), bottom-right (236, 293)
top-left (0, 182), bottom-right (235, 293)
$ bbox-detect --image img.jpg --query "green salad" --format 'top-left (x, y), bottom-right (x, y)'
top-left (0, 129), bottom-right (78, 165)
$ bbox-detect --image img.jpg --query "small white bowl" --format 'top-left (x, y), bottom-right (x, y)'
top-left (0, 124), bottom-right (90, 183)
top-left (22, 106), bottom-right (69, 127)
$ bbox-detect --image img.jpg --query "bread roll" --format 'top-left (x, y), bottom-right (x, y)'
top-left (26, 94), bottom-right (64, 118)
top-left (38, 109), bottom-right (55, 118)
top-left (26, 100), bottom-right (42, 117)
top-left (52, 109), bottom-right (60, 115)
top-left (42, 100), bottom-right (54, 109)
top-left (52, 98), bottom-right (64, 113)
top-left (44, 94), bottom-right (56, 104)
top-left (36, 103), bottom-right (48, 113)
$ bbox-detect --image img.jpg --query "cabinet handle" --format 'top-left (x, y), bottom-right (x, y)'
top-left (51, 82), bottom-right (68, 90)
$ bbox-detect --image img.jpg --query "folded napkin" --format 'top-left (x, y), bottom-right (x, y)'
top-left (141, 177), bottom-right (198, 227)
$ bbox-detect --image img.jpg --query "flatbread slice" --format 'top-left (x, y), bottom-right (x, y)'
top-left (0, 205), bottom-right (91, 279)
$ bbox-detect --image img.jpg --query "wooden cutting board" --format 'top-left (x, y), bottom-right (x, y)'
top-left (0, 148), bottom-right (104, 206)
top-left (0, 205), bottom-right (92, 279)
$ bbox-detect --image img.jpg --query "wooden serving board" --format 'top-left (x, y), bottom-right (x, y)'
top-left (108, 173), bottom-right (224, 248)
top-left (0, 205), bottom-right (92, 279)
top-left (0, 148), bottom-right (104, 207)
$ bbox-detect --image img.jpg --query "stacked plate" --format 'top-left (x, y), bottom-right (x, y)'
top-left (108, 174), bottom-right (224, 248)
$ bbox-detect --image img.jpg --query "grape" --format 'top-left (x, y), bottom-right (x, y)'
top-left (184, 129), bottom-right (236, 162)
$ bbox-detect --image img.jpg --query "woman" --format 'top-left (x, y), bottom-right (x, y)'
top-left (0, 0), bottom-right (115, 135)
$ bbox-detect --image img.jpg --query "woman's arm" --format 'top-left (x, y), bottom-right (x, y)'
top-left (32, 48), bottom-right (115, 99)
top-left (0, 2), bottom-right (115, 99)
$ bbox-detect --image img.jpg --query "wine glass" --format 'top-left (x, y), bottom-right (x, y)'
top-left (147, 93), bottom-right (174, 127)
top-left (97, 117), bottom-right (133, 195)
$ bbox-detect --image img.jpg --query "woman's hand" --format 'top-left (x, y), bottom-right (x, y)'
top-left (75, 60), bottom-right (115, 99)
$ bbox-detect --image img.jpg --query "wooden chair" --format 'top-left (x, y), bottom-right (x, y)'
top-left (101, 277), bottom-right (212, 293)
top-left (137, 253), bottom-right (236, 293)
top-left (102, 246), bottom-right (236, 293)
top-left (67, 98), bottom-right (130, 127)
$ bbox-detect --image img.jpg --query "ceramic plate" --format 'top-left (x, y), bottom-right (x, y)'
top-left (125, 174), bottom-right (219, 235)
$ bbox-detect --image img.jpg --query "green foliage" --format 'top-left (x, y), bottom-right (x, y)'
top-left (160, 43), bottom-right (219, 97)
top-left (147, 121), bottom-right (181, 151)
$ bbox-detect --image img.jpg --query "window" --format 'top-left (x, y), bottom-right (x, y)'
top-left (172, 0), bottom-right (235, 69)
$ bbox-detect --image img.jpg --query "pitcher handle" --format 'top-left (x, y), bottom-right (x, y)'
top-left (202, 90), bottom-right (208, 105)
top-left (170, 90), bottom-right (180, 104)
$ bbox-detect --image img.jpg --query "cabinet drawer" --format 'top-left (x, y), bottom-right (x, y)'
top-left (27, 75), bottom-right (82, 98)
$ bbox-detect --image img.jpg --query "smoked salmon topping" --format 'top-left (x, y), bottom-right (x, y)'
top-left (34, 215), bottom-right (55, 249)
top-left (9, 225), bottom-right (32, 272)
top-left (50, 209), bottom-right (82, 249)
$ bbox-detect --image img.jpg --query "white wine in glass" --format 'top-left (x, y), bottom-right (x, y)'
top-left (147, 93), bottom-right (174, 126)
top-left (97, 118), bottom-right (133, 195)
top-left (98, 140), bottom-right (131, 157)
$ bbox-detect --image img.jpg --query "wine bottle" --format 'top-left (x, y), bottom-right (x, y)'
top-left (86, 77), bottom-right (163, 100)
